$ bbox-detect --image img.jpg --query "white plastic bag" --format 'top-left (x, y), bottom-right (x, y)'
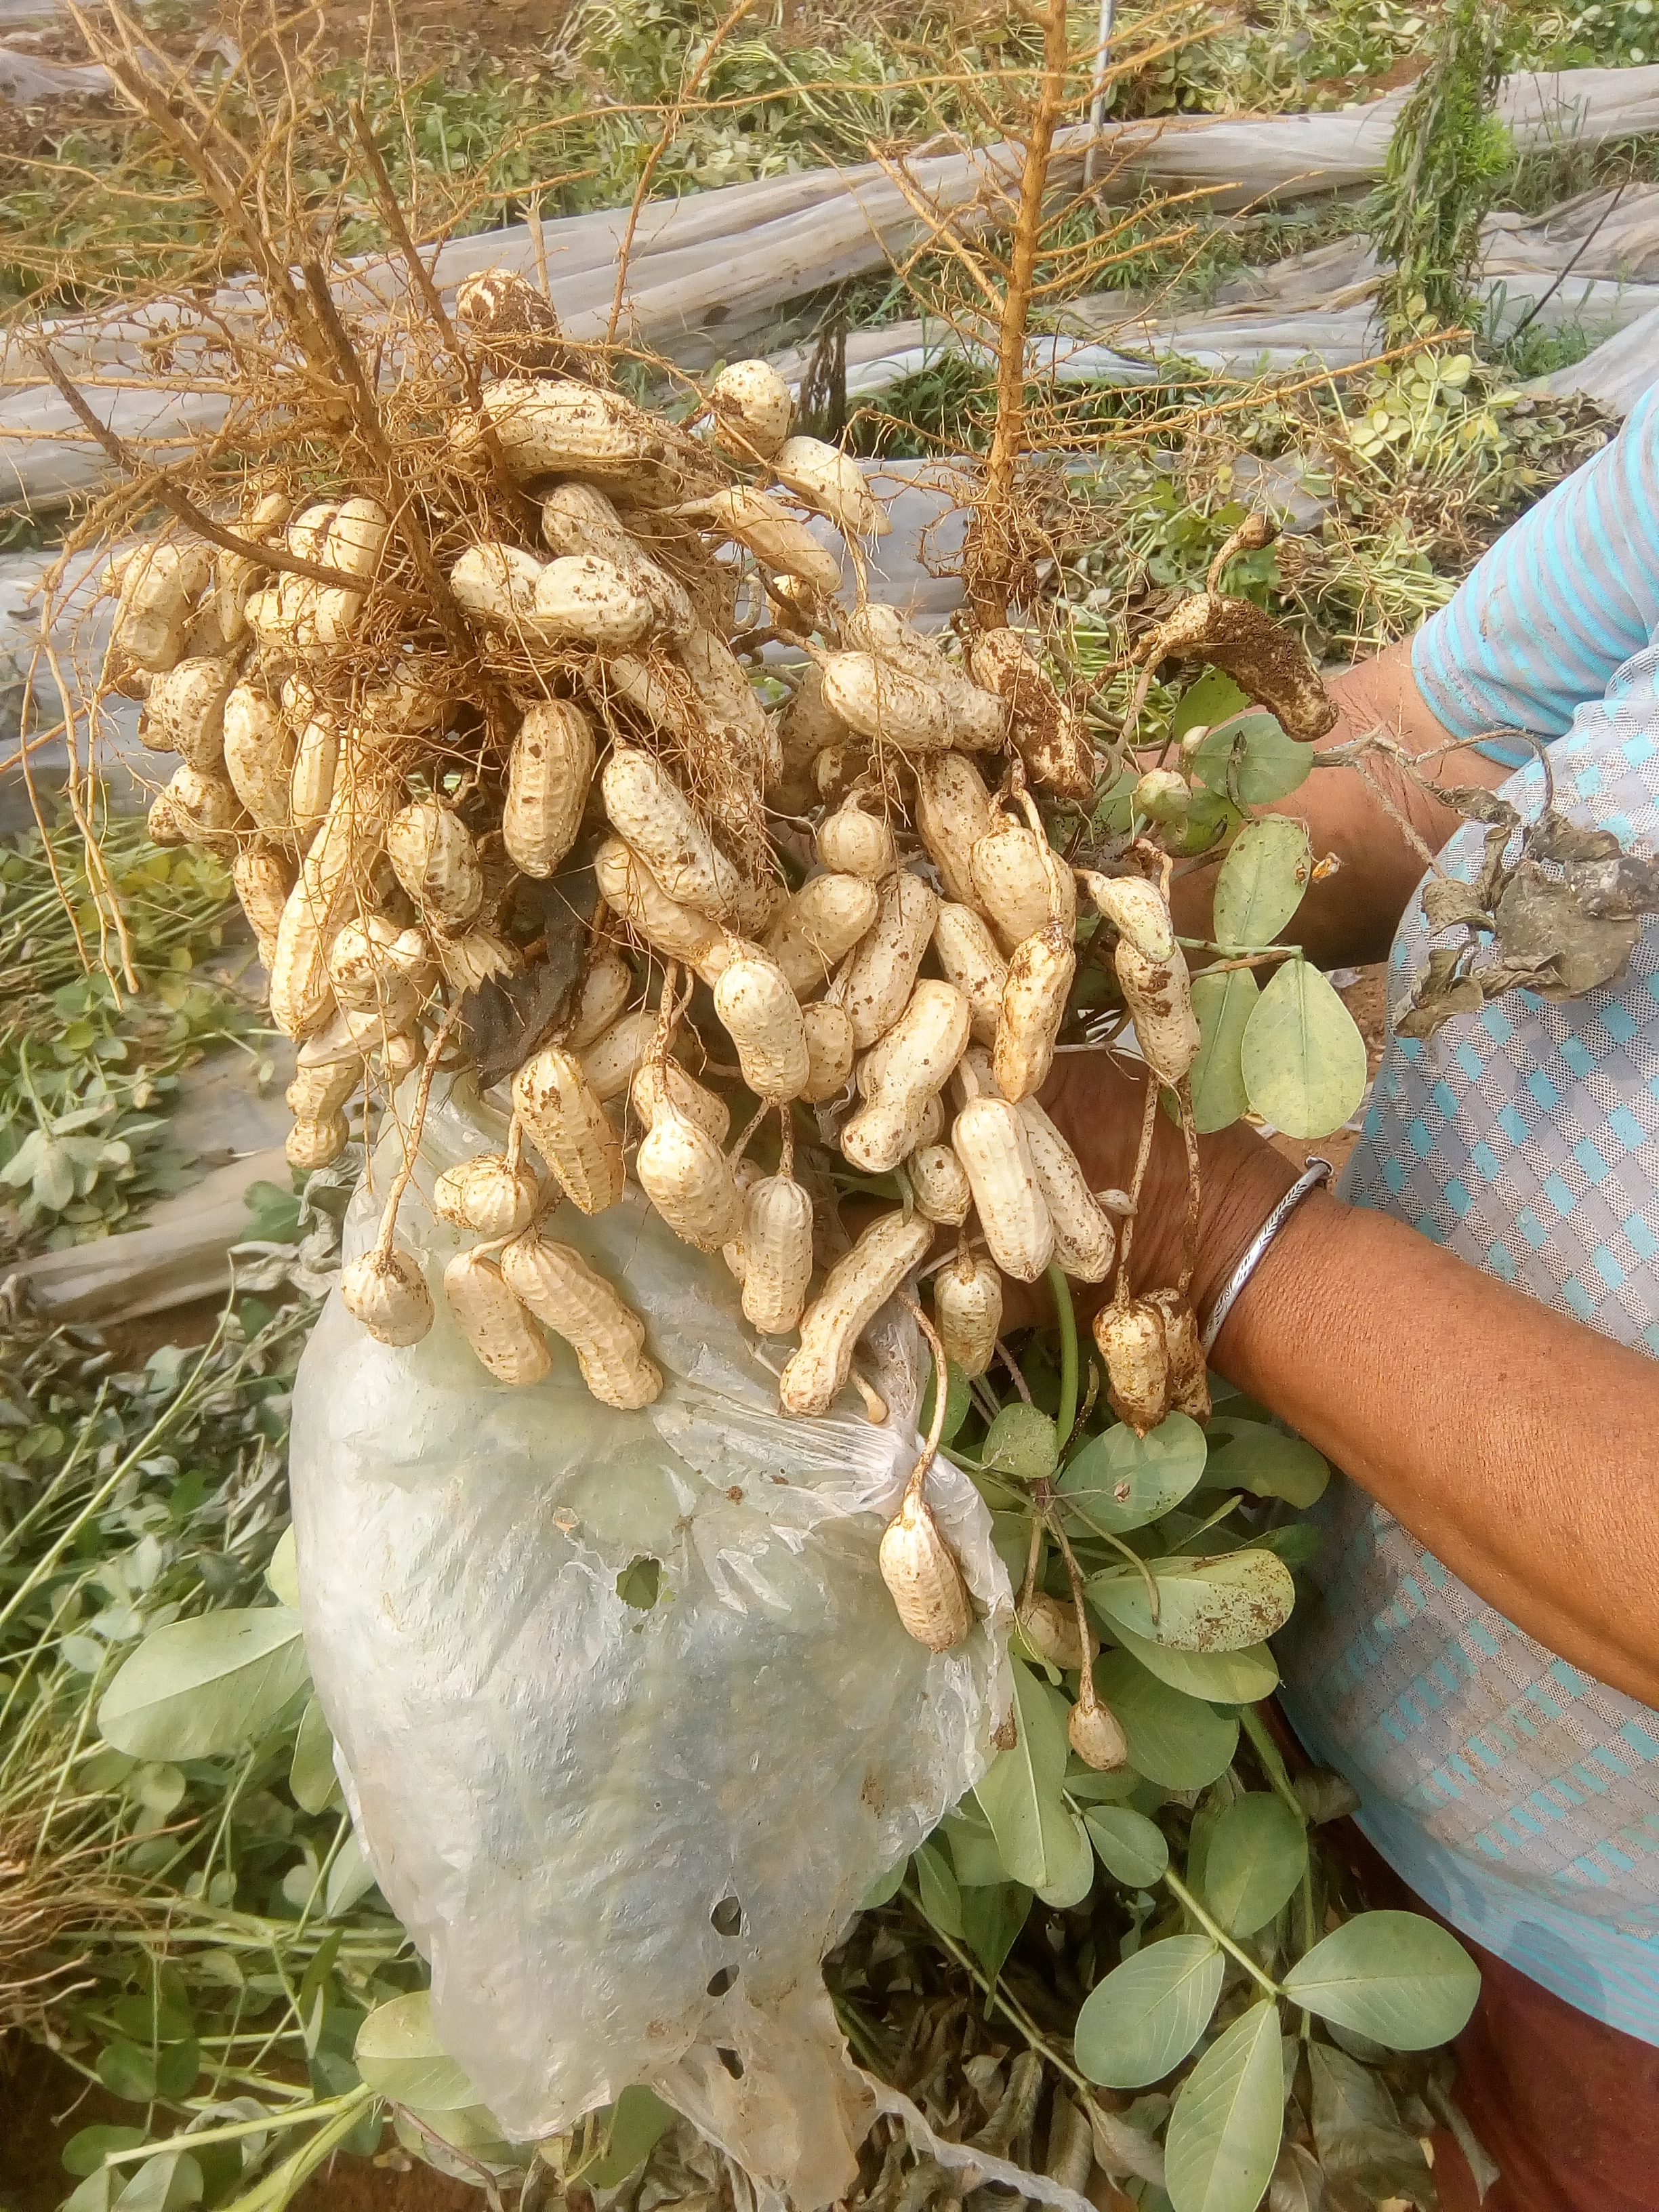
top-left (289, 1075), bottom-right (1014, 2207)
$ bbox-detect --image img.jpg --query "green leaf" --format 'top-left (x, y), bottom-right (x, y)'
top-left (1188, 968), bottom-right (1258, 1135)
top-left (1241, 961), bottom-right (1368, 1141)
top-left (112, 2153), bottom-right (203, 2212)
top-left (1083, 1805), bottom-right (1169, 1889)
top-left (325, 1834), bottom-right (378, 1919)
top-left (1073, 1936), bottom-right (1224, 2089)
top-left (1164, 1999), bottom-right (1284, 2212)
top-left (1059, 1414), bottom-right (1207, 1535)
top-left (96, 2041), bottom-right (158, 2104)
top-left (943, 1799), bottom-right (1007, 1887)
top-left (1095, 1649), bottom-right (1239, 1790)
top-left (588, 2087), bottom-right (676, 2188)
top-left (960, 1882), bottom-right (1032, 1982)
top-left (289, 1696), bottom-right (340, 1816)
top-left (98, 1609), bottom-right (310, 1761)
top-left (62, 2127), bottom-right (148, 2178)
top-left (354, 1990), bottom-right (487, 2112)
top-left (1212, 819), bottom-right (1312, 948)
top-left (920, 1359), bottom-right (972, 1446)
top-left (916, 1839), bottom-right (964, 1938)
top-left (1202, 1793), bottom-right (1308, 1937)
top-left (1109, 1622), bottom-right (1279, 1703)
top-left (1198, 1424), bottom-right (1330, 1508)
top-left (1190, 713), bottom-right (1313, 805)
top-left (975, 1661), bottom-right (1087, 1894)
top-left (1283, 1911), bottom-right (1481, 2048)
top-left (861, 1859), bottom-right (907, 1909)
top-left (1172, 670), bottom-right (1250, 738)
top-left (1088, 1550), bottom-right (1296, 1654)
top-left (265, 1526), bottom-right (300, 1610)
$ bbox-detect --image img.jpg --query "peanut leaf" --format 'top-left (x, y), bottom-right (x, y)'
top-left (1241, 959), bottom-right (1368, 1139)
top-left (1212, 819), bottom-right (1311, 947)
top-left (1074, 1936), bottom-right (1223, 2089)
top-left (1164, 1999), bottom-right (1284, 2212)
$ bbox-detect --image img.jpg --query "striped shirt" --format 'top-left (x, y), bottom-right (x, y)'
top-left (1278, 380), bottom-right (1659, 2045)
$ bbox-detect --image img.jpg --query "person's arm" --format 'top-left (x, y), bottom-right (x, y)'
top-left (1172, 386), bottom-right (1659, 967)
top-left (1027, 1057), bottom-right (1659, 1711)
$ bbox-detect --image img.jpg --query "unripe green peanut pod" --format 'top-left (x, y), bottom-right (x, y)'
top-left (800, 998), bottom-right (856, 1102)
top-left (1069, 1694), bottom-right (1131, 1771)
top-left (445, 1247), bottom-right (552, 1386)
top-left (983, 1404), bottom-right (1059, 1482)
top-left (822, 651), bottom-right (951, 751)
top-left (594, 836), bottom-right (730, 981)
top-left (388, 801), bottom-right (484, 929)
top-left (143, 655), bottom-right (236, 769)
top-left (915, 753), bottom-right (994, 907)
top-left (740, 1172), bottom-right (815, 1336)
top-left (504, 700), bottom-right (594, 880)
top-left (693, 485), bottom-right (842, 596)
top-left (816, 799), bottom-right (895, 880)
top-left (1019, 1591), bottom-right (1099, 1672)
top-left (1134, 767), bottom-right (1191, 824)
top-left (222, 685), bottom-right (296, 835)
top-left (1147, 1287), bottom-right (1211, 1422)
top-left (601, 747), bottom-right (740, 918)
top-left (840, 869), bottom-right (939, 1050)
top-left (1094, 1297), bottom-right (1171, 1436)
top-left (780, 1208), bottom-right (935, 1416)
top-left (880, 1488), bottom-right (973, 1652)
top-left (433, 1151), bottom-right (541, 1237)
top-left (933, 903), bottom-right (1007, 1047)
top-left (907, 1141), bottom-right (970, 1225)
top-left (636, 1101), bottom-right (744, 1251)
top-left (710, 358), bottom-right (794, 461)
top-left (500, 1231), bottom-right (662, 1408)
top-left (532, 554), bottom-right (654, 647)
top-left (933, 1251), bottom-right (1002, 1378)
top-left (512, 1045), bottom-right (626, 1214)
top-left (950, 1093), bottom-right (1054, 1283)
top-left (1015, 1095), bottom-right (1114, 1285)
top-left (993, 924), bottom-right (1075, 1103)
top-left (1115, 937), bottom-right (1201, 1084)
top-left (842, 979), bottom-right (970, 1175)
top-left (714, 951), bottom-right (811, 1098)
top-left (764, 872), bottom-right (880, 996)
top-left (772, 434), bottom-right (890, 539)
top-left (341, 1247), bottom-right (434, 1347)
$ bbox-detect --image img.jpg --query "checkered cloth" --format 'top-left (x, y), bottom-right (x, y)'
top-left (1278, 408), bottom-right (1659, 2043)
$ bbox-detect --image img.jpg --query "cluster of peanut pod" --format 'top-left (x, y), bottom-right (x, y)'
top-left (106, 270), bottom-right (1235, 1746)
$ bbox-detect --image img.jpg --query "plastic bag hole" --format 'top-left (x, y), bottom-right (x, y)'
top-left (706, 1965), bottom-right (738, 1996)
top-left (710, 1896), bottom-right (742, 1938)
top-left (616, 1557), bottom-right (661, 1610)
top-left (716, 2047), bottom-right (745, 2079)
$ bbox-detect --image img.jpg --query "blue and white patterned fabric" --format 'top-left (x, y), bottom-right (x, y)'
top-left (1277, 388), bottom-right (1659, 2045)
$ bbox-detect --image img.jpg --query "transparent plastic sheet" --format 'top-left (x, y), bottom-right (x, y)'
top-left (288, 1076), bottom-right (1017, 2209)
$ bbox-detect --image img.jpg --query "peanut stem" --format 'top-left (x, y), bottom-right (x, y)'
top-left (1113, 1075), bottom-right (1160, 1300)
top-left (1162, 1869), bottom-right (1285, 1999)
top-left (375, 1009), bottom-right (459, 1263)
top-left (1047, 1261), bottom-right (1078, 1443)
top-left (899, 1292), bottom-right (951, 1504)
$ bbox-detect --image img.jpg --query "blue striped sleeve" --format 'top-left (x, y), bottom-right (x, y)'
top-left (1412, 383), bottom-right (1659, 766)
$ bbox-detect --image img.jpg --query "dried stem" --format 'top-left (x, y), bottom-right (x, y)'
top-left (374, 1008), bottom-right (459, 1263)
top-left (898, 1292), bottom-right (951, 1504)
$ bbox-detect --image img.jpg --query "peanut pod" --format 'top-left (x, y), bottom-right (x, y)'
top-left (779, 1210), bottom-right (934, 1416)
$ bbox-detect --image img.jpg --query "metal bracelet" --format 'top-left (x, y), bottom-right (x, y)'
top-left (1200, 1155), bottom-right (1333, 1356)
